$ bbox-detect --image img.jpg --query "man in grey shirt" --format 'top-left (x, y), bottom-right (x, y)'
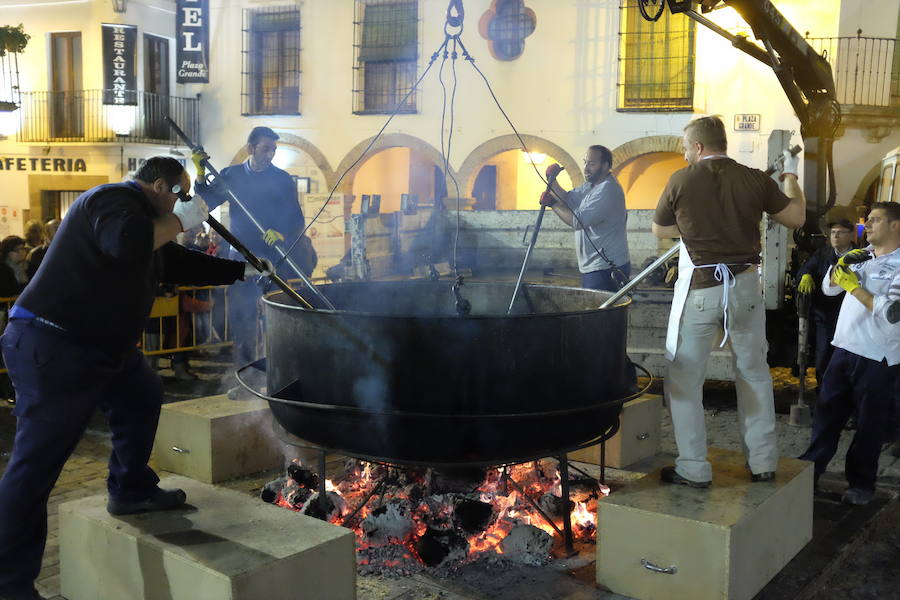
top-left (542, 145), bottom-right (630, 291)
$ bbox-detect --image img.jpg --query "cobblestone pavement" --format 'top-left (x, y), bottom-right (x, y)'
top-left (0, 357), bottom-right (897, 599)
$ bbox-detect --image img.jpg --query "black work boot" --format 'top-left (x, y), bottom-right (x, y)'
top-left (107, 487), bottom-right (187, 516)
top-left (0, 586), bottom-right (46, 600)
top-left (660, 466), bottom-right (711, 488)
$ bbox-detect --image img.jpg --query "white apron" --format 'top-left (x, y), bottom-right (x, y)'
top-left (664, 244), bottom-right (743, 360)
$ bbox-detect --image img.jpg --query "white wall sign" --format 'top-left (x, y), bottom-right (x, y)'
top-left (734, 114), bottom-right (761, 131)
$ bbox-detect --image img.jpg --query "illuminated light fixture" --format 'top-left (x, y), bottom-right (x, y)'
top-left (0, 108), bottom-right (19, 138)
top-left (111, 0), bottom-right (126, 13)
top-left (525, 151), bottom-right (546, 165)
top-left (107, 105), bottom-right (135, 136)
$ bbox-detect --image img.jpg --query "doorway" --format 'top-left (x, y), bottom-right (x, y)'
top-left (50, 32), bottom-right (83, 139)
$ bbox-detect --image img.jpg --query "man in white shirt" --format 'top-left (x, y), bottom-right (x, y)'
top-left (800, 201), bottom-right (900, 505)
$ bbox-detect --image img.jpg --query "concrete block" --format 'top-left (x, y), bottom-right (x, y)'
top-left (597, 448), bottom-right (813, 600)
top-left (568, 394), bottom-right (662, 468)
top-left (59, 475), bottom-right (356, 600)
top-left (153, 396), bottom-right (283, 484)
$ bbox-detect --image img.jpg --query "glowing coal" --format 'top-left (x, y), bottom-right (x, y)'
top-left (261, 458), bottom-right (608, 574)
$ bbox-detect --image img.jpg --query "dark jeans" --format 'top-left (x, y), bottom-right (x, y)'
top-left (582, 262), bottom-right (636, 391)
top-left (229, 279), bottom-right (262, 368)
top-left (0, 319), bottom-right (163, 592)
top-left (812, 319), bottom-right (837, 388)
top-left (582, 263), bottom-right (631, 292)
top-left (799, 347), bottom-right (898, 491)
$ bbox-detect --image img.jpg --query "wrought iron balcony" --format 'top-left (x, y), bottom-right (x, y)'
top-left (16, 90), bottom-right (200, 144)
top-left (805, 32), bottom-right (899, 110)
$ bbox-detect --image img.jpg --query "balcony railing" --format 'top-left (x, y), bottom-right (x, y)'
top-left (16, 90), bottom-right (200, 144)
top-left (805, 33), bottom-right (899, 108)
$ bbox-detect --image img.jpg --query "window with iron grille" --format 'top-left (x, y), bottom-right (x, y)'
top-left (242, 6), bottom-right (301, 116)
top-left (484, 0), bottom-right (536, 61)
top-left (617, 0), bottom-right (695, 112)
top-left (353, 0), bottom-right (419, 114)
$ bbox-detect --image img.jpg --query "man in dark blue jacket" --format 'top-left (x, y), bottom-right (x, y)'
top-left (795, 219), bottom-right (856, 387)
top-left (193, 127), bottom-right (314, 386)
top-left (0, 157), bottom-right (255, 600)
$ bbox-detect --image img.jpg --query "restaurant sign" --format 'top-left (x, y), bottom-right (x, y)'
top-left (102, 24), bottom-right (138, 106)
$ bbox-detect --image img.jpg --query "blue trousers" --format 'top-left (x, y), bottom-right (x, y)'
top-left (0, 319), bottom-right (163, 592)
top-left (812, 318), bottom-right (837, 388)
top-left (800, 347), bottom-right (898, 491)
top-left (582, 263), bottom-right (631, 292)
top-left (229, 278), bottom-right (262, 368)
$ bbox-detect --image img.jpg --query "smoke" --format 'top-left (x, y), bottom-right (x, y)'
top-left (352, 373), bottom-right (392, 446)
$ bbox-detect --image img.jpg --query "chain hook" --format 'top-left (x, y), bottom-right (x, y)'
top-left (445, 0), bottom-right (464, 35)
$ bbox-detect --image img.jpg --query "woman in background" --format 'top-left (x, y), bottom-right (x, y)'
top-left (0, 236), bottom-right (29, 297)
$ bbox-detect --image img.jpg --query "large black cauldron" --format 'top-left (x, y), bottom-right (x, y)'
top-left (257, 281), bottom-right (632, 466)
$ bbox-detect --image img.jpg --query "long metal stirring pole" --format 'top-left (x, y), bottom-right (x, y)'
top-left (165, 116), bottom-right (336, 311)
top-left (599, 242), bottom-right (682, 309)
top-left (507, 175), bottom-right (560, 314)
top-left (507, 205), bottom-right (548, 314)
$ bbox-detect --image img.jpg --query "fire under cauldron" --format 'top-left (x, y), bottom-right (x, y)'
top-left (242, 281), bottom-right (635, 467)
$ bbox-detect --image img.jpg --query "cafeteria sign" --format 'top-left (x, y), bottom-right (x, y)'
top-left (102, 24), bottom-right (137, 105)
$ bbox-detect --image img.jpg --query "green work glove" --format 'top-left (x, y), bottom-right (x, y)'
top-left (797, 273), bottom-right (815, 295)
top-left (191, 149), bottom-right (209, 179)
top-left (837, 248), bottom-right (871, 268)
top-left (263, 229), bottom-right (285, 246)
top-left (833, 266), bottom-right (860, 294)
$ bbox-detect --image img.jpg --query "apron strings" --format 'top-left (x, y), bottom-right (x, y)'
top-left (694, 263), bottom-right (739, 348)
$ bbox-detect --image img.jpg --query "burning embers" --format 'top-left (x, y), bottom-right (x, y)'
top-left (261, 459), bottom-right (607, 574)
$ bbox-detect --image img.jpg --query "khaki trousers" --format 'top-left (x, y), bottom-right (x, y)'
top-left (666, 271), bottom-right (778, 482)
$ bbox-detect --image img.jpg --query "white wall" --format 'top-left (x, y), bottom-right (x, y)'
top-left (2, 0), bottom-right (896, 224)
top-left (193, 0), bottom-right (896, 210)
top-left (0, 0), bottom-right (188, 226)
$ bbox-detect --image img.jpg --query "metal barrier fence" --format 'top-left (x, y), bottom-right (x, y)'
top-left (805, 33), bottom-right (899, 108)
top-left (141, 285), bottom-right (234, 357)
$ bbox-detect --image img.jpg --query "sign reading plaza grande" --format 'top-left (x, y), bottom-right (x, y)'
top-left (734, 114), bottom-right (761, 131)
top-left (177, 0), bottom-right (210, 83)
top-left (0, 157), bottom-right (87, 172)
top-left (102, 24), bottom-right (138, 105)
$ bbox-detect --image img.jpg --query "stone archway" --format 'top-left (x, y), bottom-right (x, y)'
top-left (334, 133), bottom-right (451, 195)
top-left (610, 136), bottom-right (685, 210)
top-left (457, 134), bottom-right (583, 196)
top-left (227, 131), bottom-right (336, 190)
top-left (848, 162), bottom-right (882, 214)
top-left (610, 135), bottom-right (683, 167)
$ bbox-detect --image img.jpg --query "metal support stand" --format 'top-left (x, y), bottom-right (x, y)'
top-left (600, 439), bottom-right (606, 484)
top-left (557, 455), bottom-right (576, 556)
top-left (315, 450), bottom-right (329, 518)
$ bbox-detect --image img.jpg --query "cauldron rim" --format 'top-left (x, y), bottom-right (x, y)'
top-left (263, 280), bottom-right (631, 318)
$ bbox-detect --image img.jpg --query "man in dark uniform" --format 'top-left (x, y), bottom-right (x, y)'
top-left (795, 219), bottom-right (856, 387)
top-left (0, 158), bottom-right (257, 600)
top-left (193, 127), bottom-right (314, 390)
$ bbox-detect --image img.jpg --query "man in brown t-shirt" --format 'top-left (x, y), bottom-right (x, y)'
top-left (652, 115), bottom-right (806, 487)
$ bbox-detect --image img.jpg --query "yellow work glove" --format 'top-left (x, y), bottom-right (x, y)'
top-left (833, 266), bottom-right (861, 294)
top-left (191, 149), bottom-right (209, 179)
top-left (797, 273), bottom-right (815, 295)
top-left (837, 248), bottom-right (871, 268)
top-left (263, 229), bottom-right (285, 246)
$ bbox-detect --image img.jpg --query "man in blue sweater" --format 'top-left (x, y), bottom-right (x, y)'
top-left (0, 158), bottom-right (256, 600)
top-left (193, 127), bottom-right (314, 388)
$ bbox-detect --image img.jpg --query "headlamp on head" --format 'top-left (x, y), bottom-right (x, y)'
top-left (170, 184), bottom-right (192, 202)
